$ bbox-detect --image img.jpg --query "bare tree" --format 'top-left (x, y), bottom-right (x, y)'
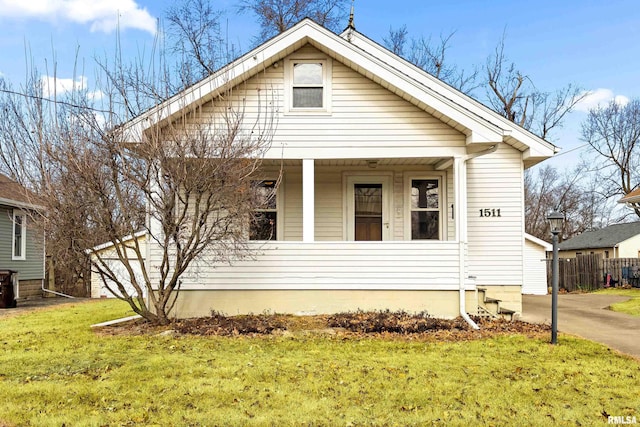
top-left (237, 0), bottom-right (349, 43)
top-left (524, 163), bottom-right (617, 241)
top-left (0, 29), bottom-right (278, 326)
top-left (485, 33), bottom-right (584, 141)
top-left (582, 99), bottom-right (640, 218)
top-left (165, 0), bottom-right (226, 84)
top-left (383, 26), bottom-right (479, 95)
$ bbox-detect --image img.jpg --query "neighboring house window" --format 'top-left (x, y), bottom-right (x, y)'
top-left (605, 251), bottom-right (610, 259)
top-left (409, 178), bottom-right (442, 240)
top-left (12, 211), bottom-right (26, 260)
top-left (285, 58), bottom-right (331, 113)
top-left (250, 180), bottom-right (278, 240)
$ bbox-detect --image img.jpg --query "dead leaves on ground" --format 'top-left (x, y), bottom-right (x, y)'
top-left (100, 310), bottom-right (550, 342)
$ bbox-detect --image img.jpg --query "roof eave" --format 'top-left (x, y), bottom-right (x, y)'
top-left (0, 197), bottom-right (44, 211)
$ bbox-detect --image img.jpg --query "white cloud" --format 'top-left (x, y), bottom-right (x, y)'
top-left (574, 88), bottom-right (630, 112)
top-left (87, 90), bottom-right (105, 101)
top-left (40, 75), bottom-right (105, 103)
top-left (40, 75), bottom-right (88, 98)
top-left (0, 0), bottom-right (156, 35)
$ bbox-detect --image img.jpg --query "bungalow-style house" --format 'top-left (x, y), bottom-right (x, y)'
top-left (557, 222), bottom-right (640, 259)
top-left (119, 19), bottom-right (556, 321)
top-left (0, 173), bottom-right (45, 301)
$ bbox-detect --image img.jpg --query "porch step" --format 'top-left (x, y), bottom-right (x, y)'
top-left (477, 288), bottom-right (516, 321)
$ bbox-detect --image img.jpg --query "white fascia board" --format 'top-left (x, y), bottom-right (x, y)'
top-left (90, 231), bottom-right (147, 254)
top-left (343, 31), bottom-right (556, 158)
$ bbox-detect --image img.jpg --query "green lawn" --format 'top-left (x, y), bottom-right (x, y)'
top-left (595, 288), bottom-right (640, 316)
top-left (0, 300), bottom-right (639, 426)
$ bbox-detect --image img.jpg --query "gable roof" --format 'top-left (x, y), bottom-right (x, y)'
top-left (558, 222), bottom-right (640, 251)
top-left (525, 233), bottom-right (552, 251)
top-left (120, 19), bottom-right (556, 166)
top-left (0, 173), bottom-right (42, 210)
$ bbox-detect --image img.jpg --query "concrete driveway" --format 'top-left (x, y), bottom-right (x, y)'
top-left (522, 294), bottom-right (640, 359)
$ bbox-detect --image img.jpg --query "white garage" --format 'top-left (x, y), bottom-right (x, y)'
top-left (90, 233), bottom-right (147, 299)
top-left (523, 233), bottom-right (551, 295)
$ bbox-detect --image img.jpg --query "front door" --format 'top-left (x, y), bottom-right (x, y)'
top-left (354, 184), bottom-right (382, 241)
top-left (345, 174), bottom-right (392, 241)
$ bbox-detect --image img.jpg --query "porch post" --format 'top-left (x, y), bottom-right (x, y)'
top-left (302, 159), bottom-right (315, 242)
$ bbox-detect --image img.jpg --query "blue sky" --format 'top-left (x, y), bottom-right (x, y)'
top-left (0, 0), bottom-right (639, 167)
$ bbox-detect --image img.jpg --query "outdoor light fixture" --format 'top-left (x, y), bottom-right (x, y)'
top-left (547, 210), bottom-right (563, 345)
top-left (548, 211), bottom-right (563, 235)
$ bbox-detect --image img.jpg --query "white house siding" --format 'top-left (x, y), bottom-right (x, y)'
top-left (618, 234), bottom-right (640, 258)
top-left (523, 237), bottom-right (549, 295)
top-left (197, 44), bottom-right (466, 160)
top-left (165, 241), bottom-right (465, 290)
top-left (90, 236), bottom-right (147, 299)
top-left (467, 144), bottom-right (524, 287)
top-left (282, 169), bottom-right (303, 241)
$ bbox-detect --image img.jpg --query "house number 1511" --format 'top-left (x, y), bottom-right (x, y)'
top-left (479, 209), bottom-right (501, 217)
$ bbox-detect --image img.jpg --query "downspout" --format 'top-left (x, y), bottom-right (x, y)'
top-left (456, 143), bottom-right (500, 330)
top-left (41, 235), bottom-right (75, 299)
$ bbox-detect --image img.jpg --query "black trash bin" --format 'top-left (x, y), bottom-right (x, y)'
top-left (0, 270), bottom-right (17, 309)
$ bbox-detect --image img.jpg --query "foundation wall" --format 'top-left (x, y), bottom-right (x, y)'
top-left (168, 289), bottom-right (480, 319)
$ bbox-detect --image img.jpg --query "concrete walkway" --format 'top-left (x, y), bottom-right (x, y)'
top-left (522, 294), bottom-right (640, 359)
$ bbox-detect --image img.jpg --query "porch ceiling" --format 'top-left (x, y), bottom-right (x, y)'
top-left (264, 158), bottom-right (443, 167)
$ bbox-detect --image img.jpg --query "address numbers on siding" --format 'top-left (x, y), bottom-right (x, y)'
top-left (479, 209), bottom-right (501, 218)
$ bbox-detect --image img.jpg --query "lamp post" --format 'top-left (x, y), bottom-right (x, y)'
top-left (547, 210), bottom-right (563, 345)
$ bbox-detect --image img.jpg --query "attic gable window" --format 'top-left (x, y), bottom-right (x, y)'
top-left (285, 58), bottom-right (331, 113)
top-left (293, 63), bottom-right (323, 108)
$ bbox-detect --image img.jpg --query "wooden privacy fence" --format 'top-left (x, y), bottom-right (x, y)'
top-left (546, 255), bottom-right (640, 292)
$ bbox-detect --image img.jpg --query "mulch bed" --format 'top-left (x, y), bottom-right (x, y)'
top-left (98, 310), bottom-right (551, 341)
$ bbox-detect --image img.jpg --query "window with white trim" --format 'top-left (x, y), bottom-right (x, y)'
top-left (285, 58), bottom-right (331, 113)
top-left (250, 180), bottom-right (278, 240)
top-left (409, 178), bottom-right (442, 240)
top-left (12, 211), bottom-right (26, 260)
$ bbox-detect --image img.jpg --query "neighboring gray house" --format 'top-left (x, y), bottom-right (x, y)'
top-left (0, 173), bottom-right (45, 299)
top-left (558, 222), bottom-right (640, 259)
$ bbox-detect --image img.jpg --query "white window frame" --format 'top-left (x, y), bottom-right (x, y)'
top-left (249, 178), bottom-right (284, 241)
top-left (404, 172), bottom-right (447, 241)
top-left (284, 57), bottom-right (332, 114)
top-left (12, 210), bottom-right (26, 260)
